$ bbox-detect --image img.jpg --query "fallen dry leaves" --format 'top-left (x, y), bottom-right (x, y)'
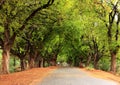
top-left (81, 68), bottom-right (120, 85)
top-left (0, 66), bottom-right (57, 85)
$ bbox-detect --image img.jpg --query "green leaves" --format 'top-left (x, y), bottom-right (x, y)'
top-left (0, 26), bottom-right (4, 32)
top-left (0, 0), bottom-right (119, 72)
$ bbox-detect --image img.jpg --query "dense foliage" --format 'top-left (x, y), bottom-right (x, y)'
top-left (0, 0), bottom-right (120, 74)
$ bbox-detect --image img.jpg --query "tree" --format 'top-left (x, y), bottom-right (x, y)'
top-left (0, 0), bottom-right (54, 74)
top-left (11, 37), bottom-right (29, 71)
top-left (95, 0), bottom-right (120, 73)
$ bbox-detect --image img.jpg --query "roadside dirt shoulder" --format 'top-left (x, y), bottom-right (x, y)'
top-left (0, 66), bottom-right (57, 85)
top-left (80, 68), bottom-right (120, 85)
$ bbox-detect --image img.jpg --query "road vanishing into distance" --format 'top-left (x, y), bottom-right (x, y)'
top-left (38, 67), bottom-right (117, 85)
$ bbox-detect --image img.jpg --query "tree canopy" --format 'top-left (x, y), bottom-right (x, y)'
top-left (0, 0), bottom-right (120, 74)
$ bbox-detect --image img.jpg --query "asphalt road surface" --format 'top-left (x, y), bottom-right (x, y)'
top-left (37, 67), bottom-right (117, 85)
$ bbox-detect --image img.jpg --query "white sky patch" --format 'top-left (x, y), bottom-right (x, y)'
top-left (114, 13), bottom-right (118, 22)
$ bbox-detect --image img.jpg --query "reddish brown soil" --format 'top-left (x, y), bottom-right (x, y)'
top-left (81, 68), bottom-right (120, 85)
top-left (0, 67), bottom-right (120, 85)
top-left (0, 66), bottom-right (57, 85)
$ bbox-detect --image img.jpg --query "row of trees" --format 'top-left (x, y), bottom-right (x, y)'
top-left (0, 0), bottom-right (120, 74)
top-left (0, 0), bottom-right (55, 74)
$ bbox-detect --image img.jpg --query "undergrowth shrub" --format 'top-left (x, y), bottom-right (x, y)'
top-left (86, 64), bottom-right (94, 71)
top-left (98, 57), bottom-right (110, 71)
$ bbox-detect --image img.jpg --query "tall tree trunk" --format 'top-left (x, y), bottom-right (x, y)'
top-left (29, 57), bottom-right (35, 68)
top-left (51, 54), bottom-right (57, 66)
top-left (93, 53), bottom-right (99, 69)
top-left (20, 58), bottom-right (25, 71)
top-left (38, 60), bottom-right (41, 67)
top-left (40, 58), bottom-right (44, 67)
top-left (1, 19), bottom-right (15, 74)
top-left (110, 52), bottom-right (116, 73)
top-left (2, 46), bottom-right (10, 74)
top-left (86, 55), bottom-right (92, 67)
top-left (13, 57), bottom-right (16, 71)
top-left (1, 19), bottom-right (11, 74)
top-left (13, 57), bottom-right (16, 67)
top-left (94, 60), bottom-right (99, 69)
top-left (50, 59), bottom-right (56, 66)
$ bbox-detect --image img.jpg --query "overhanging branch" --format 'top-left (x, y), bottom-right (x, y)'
top-left (10, 0), bottom-right (54, 44)
top-left (19, 0), bottom-right (54, 31)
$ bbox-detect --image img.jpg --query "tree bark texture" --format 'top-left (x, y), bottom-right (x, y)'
top-left (2, 47), bottom-right (10, 74)
top-left (110, 52), bottom-right (116, 73)
top-left (29, 57), bottom-right (35, 69)
top-left (86, 55), bottom-right (92, 67)
top-left (20, 58), bottom-right (26, 71)
top-left (1, 20), bottom-right (12, 74)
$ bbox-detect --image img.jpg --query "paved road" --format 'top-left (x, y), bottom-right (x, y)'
top-left (37, 67), bottom-right (117, 85)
